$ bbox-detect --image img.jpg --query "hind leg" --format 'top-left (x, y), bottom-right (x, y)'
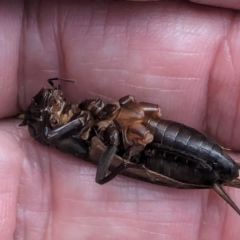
top-left (96, 161), bottom-right (145, 185)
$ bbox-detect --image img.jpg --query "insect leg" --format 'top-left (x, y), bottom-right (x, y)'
top-left (96, 161), bottom-right (143, 185)
top-left (95, 144), bottom-right (118, 183)
top-left (95, 124), bottom-right (120, 183)
top-left (40, 111), bottom-right (89, 158)
top-left (54, 136), bottom-right (88, 159)
top-left (41, 111), bottom-right (86, 142)
top-left (119, 95), bottom-right (135, 106)
top-left (138, 102), bottom-right (161, 118)
top-left (123, 123), bottom-right (153, 159)
top-left (45, 119), bottom-right (83, 141)
top-left (213, 183), bottom-right (240, 215)
top-left (123, 145), bottom-right (145, 162)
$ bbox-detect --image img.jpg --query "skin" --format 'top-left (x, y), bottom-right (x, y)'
top-left (1, 0), bottom-right (240, 239)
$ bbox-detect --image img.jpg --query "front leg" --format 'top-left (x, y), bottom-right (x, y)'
top-left (42, 111), bottom-right (89, 159)
top-left (42, 111), bottom-right (88, 143)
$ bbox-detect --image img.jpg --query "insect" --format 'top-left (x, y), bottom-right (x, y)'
top-left (20, 77), bottom-right (240, 215)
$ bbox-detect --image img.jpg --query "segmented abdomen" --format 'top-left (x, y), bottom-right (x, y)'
top-left (153, 119), bottom-right (217, 158)
top-left (144, 119), bottom-right (238, 185)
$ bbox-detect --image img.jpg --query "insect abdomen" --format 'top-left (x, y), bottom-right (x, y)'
top-left (145, 119), bottom-right (239, 185)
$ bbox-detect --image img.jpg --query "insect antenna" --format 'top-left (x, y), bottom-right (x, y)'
top-left (47, 77), bottom-right (76, 89)
top-left (213, 183), bottom-right (240, 215)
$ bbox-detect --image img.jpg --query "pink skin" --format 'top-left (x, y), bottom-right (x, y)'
top-left (190, 0), bottom-right (240, 9)
top-left (1, 1), bottom-right (240, 239)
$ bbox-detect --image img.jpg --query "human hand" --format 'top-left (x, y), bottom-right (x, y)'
top-left (1, 1), bottom-right (240, 239)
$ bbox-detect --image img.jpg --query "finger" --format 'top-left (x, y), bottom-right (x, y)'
top-left (0, 120), bottom-right (24, 240)
top-left (190, 0), bottom-right (240, 10)
top-left (15, 1), bottom-right (240, 240)
top-left (0, 2), bottom-right (23, 118)
top-left (128, 0), bottom-right (240, 11)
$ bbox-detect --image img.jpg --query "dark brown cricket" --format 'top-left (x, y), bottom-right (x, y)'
top-left (20, 77), bottom-right (240, 216)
